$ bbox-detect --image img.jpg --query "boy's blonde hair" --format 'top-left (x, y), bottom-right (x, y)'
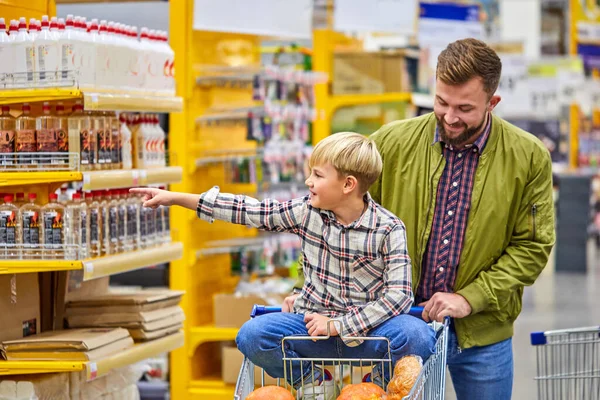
top-left (309, 132), bottom-right (382, 193)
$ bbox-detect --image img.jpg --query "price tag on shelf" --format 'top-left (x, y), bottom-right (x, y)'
top-left (132, 170), bottom-right (140, 186)
top-left (88, 362), bottom-right (98, 381)
top-left (139, 170), bottom-right (148, 185)
top-left (82, 173), bottom-right (91, 190)
top-left (83, 262), bottom-right (94, 279)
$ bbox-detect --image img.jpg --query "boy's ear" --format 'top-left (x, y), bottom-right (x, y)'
top-left (342, 175), bottom-right (359, 194)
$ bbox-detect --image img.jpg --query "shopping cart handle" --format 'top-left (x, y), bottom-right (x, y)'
top-left (251, 305), bottom-right (282, 318)
top-left (408, 306), bottom-right (424, 318)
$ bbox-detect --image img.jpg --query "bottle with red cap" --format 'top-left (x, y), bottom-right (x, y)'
top-left (37, 15), bottom-right (59, 85)
top-left (42, 193), bottom-right (65, 259)
top-left (120, 113), bottom-right (132, 170)
top-left (0, 105), bottom-right (16, 167)
top-left (36, 101), bottom-right (58, 167)
top-left (59, 15), bottom-right (78, 82)
top-left (116, 189), bottom-right (127, 253)
top-left (0, 193), bottom-right (20, 259)
top-left (14, 192), bottom-right (25, 208)
top-left (66, 192), bottom-right (89, 259)
top-left (14, 17), bottom-right (36, 86)
top-left (0, 18), bottom-right (13, 86)
top-left (106, 190), bottom-right (119, 254)
top-left (15, 103), bottom-right (37, 167)
top-left (68, 101), bottom-right (93, 171)
top-left (20, 193), bottom-right (42, 259)
top-left (89, 191), bottom-right (103, 257)
top-left (126, 187), bottom-right (140, 251)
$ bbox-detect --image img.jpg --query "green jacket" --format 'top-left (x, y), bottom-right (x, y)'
top-left (297, 112), bottom-right (555, 349)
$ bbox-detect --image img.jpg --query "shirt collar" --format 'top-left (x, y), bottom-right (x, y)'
top-left (319, 193), bottom-right (378, 230)
top-left (432, 113), bottom-right (492, 154)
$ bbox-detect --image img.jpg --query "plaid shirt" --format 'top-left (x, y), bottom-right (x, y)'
top-left (197, 187), bottom-right (413, 343)
top-left (417, 115), bottom-right (492, 302)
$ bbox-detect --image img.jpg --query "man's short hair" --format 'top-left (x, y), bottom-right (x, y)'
top-left (437, 38), bottom-right (502, 97)
top-left (309, 132), bottom-right (382, 193)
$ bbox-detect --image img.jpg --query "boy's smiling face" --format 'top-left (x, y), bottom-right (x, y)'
top-left (305, 163), bottom-right (346, 210)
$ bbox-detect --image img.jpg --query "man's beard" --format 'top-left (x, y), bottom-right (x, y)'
top-left (437, 113), bottom-right (487, 148)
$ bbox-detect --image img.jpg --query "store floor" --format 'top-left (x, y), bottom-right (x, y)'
top-left (444, 244), bottom-right (600, 400)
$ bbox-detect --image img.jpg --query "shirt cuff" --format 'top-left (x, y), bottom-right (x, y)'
top-left (196, 186), bottom-right (221, 223)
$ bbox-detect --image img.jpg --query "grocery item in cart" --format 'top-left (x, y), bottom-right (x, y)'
top-left (336, 382), bottom-right (386, 399)
top-left (246, 385), bottom-right (294, 400)
top-left (387, 355), bottom-right (422, 398)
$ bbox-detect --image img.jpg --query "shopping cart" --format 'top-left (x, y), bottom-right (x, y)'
top-left (531, 325), bottom-right (600, 399)
top-left (234, 305), bottom-right (449, 399)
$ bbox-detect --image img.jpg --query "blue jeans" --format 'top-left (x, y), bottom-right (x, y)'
top-left (236, 312), bottom-right (436, 387)
top-left (447, 329), bottom-right (513, 400)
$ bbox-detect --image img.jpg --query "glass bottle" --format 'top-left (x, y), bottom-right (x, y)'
top-left (42, 193), bottom-right (65, 259)
top-left (15, 103), bottom-right (37, 167)
top-left (0, 105), bottom-right (16, 167)
top-left (107, 190), bottom-right (119, 253)
top-left (55, 102), bottom-right (69, 167)
top-left (66, 192), bottom-right (89, 260)
top-left (88, 191), bottom-right (102, 258)
top-left (20, 193), bottom-right (42, 259)
top-left (108, 111), bottom-right (120, 169)
top-left (14, 192), bottom-right (26, 208)
top-left (117, 189), bottom-right (127, 253)
top-left (126, 188), bottom-right (140, 251)
top-left (0, 194), bottom-right (20, 259)
top-left (120, 113), bottom-right (132, 170)
top-left (91, 111), bottom-right (107, 170)
top-left (36, 101), bottom-right (58, 168)
top-left (68, 101), bottom-right (93, 171)
top-left (99, 190), bottom-right (110, 255)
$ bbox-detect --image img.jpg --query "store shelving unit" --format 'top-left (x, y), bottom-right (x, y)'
top-left (0, 0), bottom-right (184, 386)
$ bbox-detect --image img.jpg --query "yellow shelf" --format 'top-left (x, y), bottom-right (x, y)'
top-left (82, 167), bottom-right (183, 190)
top-left (0, 88), bottom-right (183, 113)
top-left (188, 325), bottom-right (240, 356)
top-left (0, 331), bottom-right (184, 378)
top-left (82, 242), bottom-right (183, 280)
top-left (327, 92), bottom-right (412, 112)
top-left (189, 379), bottom-right (235, 400)
top-left (0, 242), bottom-right (182, 277)
top-left (0, 171), bottom-right (83, 187)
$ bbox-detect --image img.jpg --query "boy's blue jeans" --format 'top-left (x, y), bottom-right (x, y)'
top-left (235, 312), bottom-right (436, 388)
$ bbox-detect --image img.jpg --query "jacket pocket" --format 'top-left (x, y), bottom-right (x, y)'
top-left (529, 204), bottom-right (538, 241)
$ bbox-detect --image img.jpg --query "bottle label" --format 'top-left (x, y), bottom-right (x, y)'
top-left (25, 46), bottom-right (34, 82)
top-left (37, 129), bottom-right (58, 164)
top-left (164, 207), bottom-right (170, 233)
top-left (80, 129), bottom-right (91, 165)
top-left (101, 207), bottom-right (108, 245)
top-left (0, 210), bottom-right (17, 245)
top-left (109, 206), bottom-right (118, 242)
top-left (61, 44), bottom-right (73, 79)
top-left (111, 128), bottom-right (120, 164)
top-left (80, 209), bottom-right (87, 250)
top-left (139, 207), bottom-right (147, 237)
top-left (155, 208), bottom-right (164, 235)
top-left (57, 129), bottom-right (68, 153)
top-left (38, 44), bottom-right (58, 81)
top-left (127, 205), bottom-right (138, 237)
top-left (22, 210), bottom-right (41, 246)
top-left (0, 130), bottom-right (16, 166)
top-left (145, 207), bottom-right (155, 235)
top-left (118, 206), bottom-right (126, 240)
top-left (43, 211), bottom-right (63, 246)
top-left (90, 208), bottom-right (99, 243)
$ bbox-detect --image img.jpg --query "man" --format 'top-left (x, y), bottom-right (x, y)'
top-left (286, 38), bottom-right (555, 399)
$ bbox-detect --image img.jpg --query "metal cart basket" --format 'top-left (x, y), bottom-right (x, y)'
top-left (531, 325), bottom-right (600, 400)
top-left (235, 305), bottom-right (449, 399)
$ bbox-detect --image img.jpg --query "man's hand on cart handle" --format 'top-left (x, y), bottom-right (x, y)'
top-left (282, 293), bottom-right (299, 313)
top-left (304, 313), bottom-right (339, 337)
top-left (418, 292), bottom-right (472, 322)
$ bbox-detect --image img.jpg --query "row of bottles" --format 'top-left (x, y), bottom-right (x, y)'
top-left (0, 188), bottom-right (170, 260)
top-left (0, 102), bottom-right (166, 170)
top-left (0, 15), bottom-right (174, 94)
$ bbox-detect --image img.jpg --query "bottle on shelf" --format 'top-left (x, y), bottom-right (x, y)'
top-left (66, 192), bottom-right (89, 260)
top-left (160, 186), bottom-right (171, 243)
top-left (55, 102), bottom-right (69, 166)
top-left (143, 195), bottom-right (156, 249)
top-left (0, 18), bottom-right (14, 87)
top-left (28, 19), bottom-right (39, 42)
top-left (0, 194), bottom-right (20, 259)
top-left (13, 17), bottom-right (36, 86)
top-left (14, 192), bottom-right (26, 208)
top-left (68, 101), bottom-right (93, 171)
top-left (116, 189), bottom-right (127, 253)
top-left (99, 190), bottom-right (110, 256)
top-left (107, 190), bottom-right (119, 254)
top-left (0, 105), bottom-right (16, 167)
top-left (15, 103), bottom-right (37, 167)
top-left (154, 188), bottom-right (164, 245)
top-left (126, 188), bottom-right (140, 252)
top-left (79, 17), bottom-right (95, 89)
top-left (88, 191), bottom-right (102, 258)
top-left (36, 15), bottom-right (59, 86)
top-left (91, 111), bottom-right (108, 169)
top-left (130, 114), bottom-right (144, 169)
top-left (42, 193), bottom-right (65, 259)
top-left (155, 114), bottom-right (167, 167)
top-left (20, 193), bottom-right (42, 260)
top-left (36, 102), bottom-right (58, 167)
top-left (120, 113), bottom-right (132, 170)
top-left (108, 111), bottom-right (121, 169)
top-left (60, 15), bottom-right (78, 82)
top-left (58, 187), bottom-right (69, 204)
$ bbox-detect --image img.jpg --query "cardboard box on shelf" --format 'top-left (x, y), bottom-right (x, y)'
top-left (213, 293), bottom-right (285, 328)
top-left (0, 273), bottom-right (40, 343)
top-left (222, 345), bottom-right (277, 385)
top-left (2, 327), bottom-right (131, 352)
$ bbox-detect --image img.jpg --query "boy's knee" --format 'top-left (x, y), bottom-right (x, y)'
top-left (236, 319), bottom-right (259, 353)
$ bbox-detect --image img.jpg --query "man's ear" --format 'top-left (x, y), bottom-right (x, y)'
top-left (343, 175), bottom-right (359, 194)
top-left (489, 95), bottom-right (501, 111)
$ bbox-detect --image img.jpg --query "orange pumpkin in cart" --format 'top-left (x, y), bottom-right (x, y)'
top-left (246, 385), bottom-right (294, 400)
top-left (336, 382), bottom-right (387, 399)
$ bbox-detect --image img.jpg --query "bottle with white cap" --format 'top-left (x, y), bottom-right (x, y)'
top-left (14, 17), bottom-right (36, 86)
top-left (59, 15), bottom-right (77, 82)
top-left (78, 16), bottom-right (94, 89)
top-left (96, 20), bottom-right (110, 89)
top-left (139, 27), bottom-right (152, 91)
top-left (0, 18), bottom-right (13, 87)
top-left (36, 15), bottom-right (59, 85)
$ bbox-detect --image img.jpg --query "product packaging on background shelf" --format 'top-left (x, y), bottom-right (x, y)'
top-left (0, 13), bottom-right (175, 95)
top-left (0, 186), bottom-right (171, 261)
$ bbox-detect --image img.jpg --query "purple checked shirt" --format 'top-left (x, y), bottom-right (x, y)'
top-left (417, 114), bottom-right (492, 302)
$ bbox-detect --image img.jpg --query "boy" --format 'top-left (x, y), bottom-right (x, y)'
top-left (131, 132), bottom-right (435, 399)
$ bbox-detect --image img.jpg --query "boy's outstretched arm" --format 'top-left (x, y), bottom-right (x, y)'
top-left (131, 186), bottom-right (308, 233)
top-left (333, 223), bottom-right (414, 341)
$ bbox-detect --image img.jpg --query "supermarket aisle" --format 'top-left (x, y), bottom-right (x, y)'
top-left (445, 245), bottom-right (600, 400)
